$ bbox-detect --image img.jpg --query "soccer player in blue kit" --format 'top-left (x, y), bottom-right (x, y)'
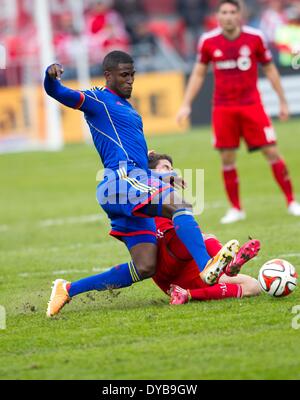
top-left (45, 51), bottom-right (238, 317)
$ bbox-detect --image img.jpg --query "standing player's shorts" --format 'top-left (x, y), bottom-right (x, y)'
top-left (97, 166), bottom-right (175, 249)
top-left (212, 103), bottom-right (277, 151)
top-left (153, 230), bottom-right (209, 294)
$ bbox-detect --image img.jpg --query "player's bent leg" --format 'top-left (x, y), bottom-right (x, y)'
top-left (129, 243), bottom-right (157, 279)
top-left (159, 193), bottom-right (212, 272)
top-left (219, 273), bottom-right (262, 297)
top-left (46, 261), bottom-right (141, 317)
top-left (225, 239), bottom-right (260, 276)
top-left (46, 244), bottom-right (157, 317)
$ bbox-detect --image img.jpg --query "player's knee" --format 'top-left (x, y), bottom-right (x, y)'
top-left (162, 203), bottom-right (193, 220)
top-left (162, 192), bottom-right (193, 219)
top-left (262, 146), bottom-right (281, 163)
top-left (220, 151), bottom-right (236, 166)
top-left (134, 258), bottom-right (157, 279)
top-left (172, 201), bottom-right (193, 214)
top-left (242, 278), bottom-right (262, 297)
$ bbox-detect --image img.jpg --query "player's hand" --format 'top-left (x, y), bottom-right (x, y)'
top-left (176, 105), bottom-right (191, 125)
top-left (279, 101), bottom-right (289, 122)
top-left (148, 150), bottom-right (156, 157)
top-left (47, 63), bottom-right (64, 80)
top-left (161, 175), bottom-right (186, 190)
top-left (171, 175), bottom-right (187, 190)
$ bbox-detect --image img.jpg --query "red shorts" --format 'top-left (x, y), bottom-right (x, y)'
top-left (152, 230), bottom-right (208, 294)
top-left (212, 103), bottom-right (277, 151)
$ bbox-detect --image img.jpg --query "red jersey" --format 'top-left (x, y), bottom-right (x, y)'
top-left (197, 26), bottom-right (272, 106)
top-left (155, 216), bottom-right (174, 237)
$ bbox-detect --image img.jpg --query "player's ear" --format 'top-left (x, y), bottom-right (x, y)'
top-left (104, 70), bottom-right (112, 82)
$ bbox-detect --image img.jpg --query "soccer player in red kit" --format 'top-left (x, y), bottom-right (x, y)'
top-left (177, 0), bottom-right (300, 224)
top-left (149, 152), bottom-right (261, 304)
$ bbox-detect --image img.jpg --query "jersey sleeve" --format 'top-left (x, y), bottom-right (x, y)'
top-left (44, 69), bottom-right (97, 114)
top-left (197, 35), bottom-right (211, 64)
top-left (256, 33), bottom-right (273, 64)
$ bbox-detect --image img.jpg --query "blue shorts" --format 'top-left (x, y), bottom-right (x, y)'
top-left (96, 166), bottom-right (175, 249)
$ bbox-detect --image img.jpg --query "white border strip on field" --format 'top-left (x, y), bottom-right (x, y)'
top-left (18, 267), bottom-right (107, 278)
top-left (0, 214), bottom-right (104, 232)
top-left (39, 214), bottom-right (103, 227)
top-left (277, 253), bottom-right (300, 258)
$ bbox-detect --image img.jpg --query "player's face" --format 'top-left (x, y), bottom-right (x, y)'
top-left (217, 4), bottom-right (241, 33)
top-left (155, 159), bottom-right (173, 173)
top-left (106, 63), bottom-right (135, 99)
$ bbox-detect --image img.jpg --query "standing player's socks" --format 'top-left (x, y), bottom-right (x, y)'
top-left (222, 165), bottom-right (241, 210)
top-left (172, 209), bottom-right (211, 271)
top-left (270, 159), bottom-right (294, 205)
top-left (204, 235), bottom-right (223, 258)
top-left (68, 261), bottom-right (141, 297)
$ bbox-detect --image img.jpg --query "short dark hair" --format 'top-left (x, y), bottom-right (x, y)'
top-left (148, 153), bottom-right (173, 169)
top-left (218, 0), bottom-right (241, 10)
top-left (102, 51), bottom-right (134, 71)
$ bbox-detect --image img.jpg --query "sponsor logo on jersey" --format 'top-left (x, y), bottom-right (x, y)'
top-left (237, 56), bottom-right (252, 71)
top-left (216, 57), bottom-right (252, 71)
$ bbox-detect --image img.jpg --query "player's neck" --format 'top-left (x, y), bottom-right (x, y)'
top-left (222, 27), bottom-right (241, 41)
top-left (105, 86), bottom-right (119, 96)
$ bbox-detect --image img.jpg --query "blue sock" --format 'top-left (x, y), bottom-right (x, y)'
top-left (68, 261), bottom-right (141, 297)
top-left (172, 209), bottom-right (211, 272)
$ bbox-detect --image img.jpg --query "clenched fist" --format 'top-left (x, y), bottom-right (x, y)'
top-left (47, 63), bottom-right (64, 80)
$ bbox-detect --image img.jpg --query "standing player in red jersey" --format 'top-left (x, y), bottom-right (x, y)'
top-left (177, 0), bottom-right (300, 224)
top-left (148, 152), bottom-right (261, 304)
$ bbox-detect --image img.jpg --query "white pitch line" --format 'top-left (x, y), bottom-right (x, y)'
top-left (3, 242), bottom-right (110, 256)
top-left (39, 214), bottom-right (103, 227)
top-left (18, 267), bottom-right (107, 278)
top-left (204, 201), bottom-right (226, 210)
top-left (277, 253), bottom-right (300, 258)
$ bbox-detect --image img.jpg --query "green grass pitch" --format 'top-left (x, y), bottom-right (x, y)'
top-left (0, 118), bottom-right (300, 380)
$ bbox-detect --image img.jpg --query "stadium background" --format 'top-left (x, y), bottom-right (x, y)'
top-left (1, 0), bottom-right (300, 381)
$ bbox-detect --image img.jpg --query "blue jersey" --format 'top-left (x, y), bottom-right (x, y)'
top-left (44, 68), bottom-right (175, 248)
top-left (44, 73), bottom-right (149, 171)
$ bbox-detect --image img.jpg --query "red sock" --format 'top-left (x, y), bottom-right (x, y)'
top-left (271, 159), bottom-right (294, 205)
top-left (204, 236), bottom-right (223, 257)
top-left (223, 166), bottom-right (241, 210)
top-left (189, 283), bottom-right (242, 301)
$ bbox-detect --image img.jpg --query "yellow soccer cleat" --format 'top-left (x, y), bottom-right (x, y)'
top-left (46, 279), bottom-right (71, 317)
top-left (200, 240), bottom-right (240, 285)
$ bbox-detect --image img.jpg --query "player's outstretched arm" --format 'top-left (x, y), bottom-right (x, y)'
top-left (44, 63), bottom-right (85, 110)
top-left (176, 62), bottom-right (208, 125)
top-left (262, 62), bottom-right (289, 121)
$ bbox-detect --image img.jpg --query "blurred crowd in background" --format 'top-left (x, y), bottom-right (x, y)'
top-left (0, 0), bottom-right (300, 86)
